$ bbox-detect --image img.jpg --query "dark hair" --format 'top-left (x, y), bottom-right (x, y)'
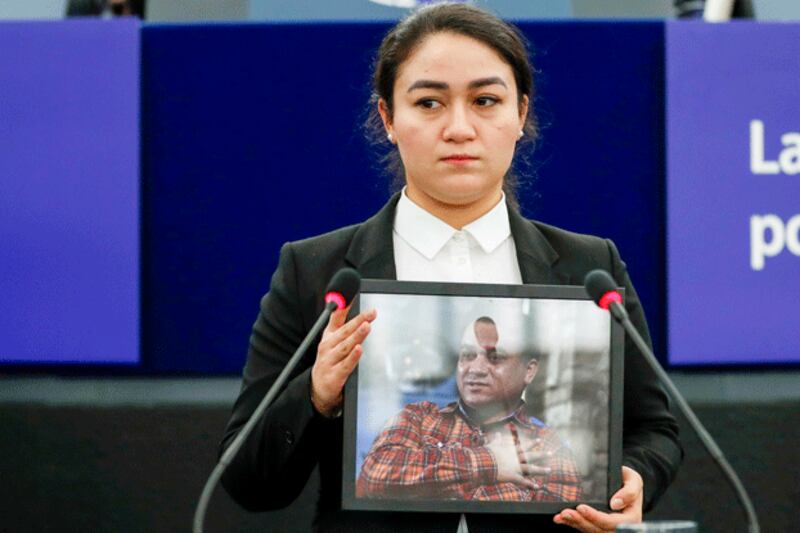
top-left (474, 316), bottom-right (497, 328)
top-left (472, 316), bottom-right (540, 362)
top-left (365, 2), bottom-right (538, 204)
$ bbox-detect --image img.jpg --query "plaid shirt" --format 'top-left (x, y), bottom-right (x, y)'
top-left (357, 400), bottom-right (583, 501)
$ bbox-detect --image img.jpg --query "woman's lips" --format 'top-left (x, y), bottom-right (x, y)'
top-left (441, 155), bottom-right (478, 165)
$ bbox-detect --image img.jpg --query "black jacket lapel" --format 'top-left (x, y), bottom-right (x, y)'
top-left (507, 206), bottom-right (571, 285)
top-left (343, 193), bottom-right (399, 280)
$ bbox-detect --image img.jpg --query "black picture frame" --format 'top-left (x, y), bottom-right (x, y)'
top-left (342, 280), bottom-right (624, 515)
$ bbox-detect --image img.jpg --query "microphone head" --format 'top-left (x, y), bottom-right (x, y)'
top-left (584, 269), bottom-right (621, 309)
top-left (324, 268), bottom-right (361, 310)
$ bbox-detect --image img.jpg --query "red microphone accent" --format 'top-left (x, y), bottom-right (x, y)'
top-left (325, 292), bottom-right (346, 310)
top-left (598, 290), bottom-right (622, 310)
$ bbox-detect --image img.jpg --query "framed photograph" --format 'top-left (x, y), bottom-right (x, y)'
top-left (342, 280), bottom-right (624, 515)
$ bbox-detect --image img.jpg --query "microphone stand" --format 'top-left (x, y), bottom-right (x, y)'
top-left (192, 299), bottom-right (338, 533)
top-left (606, 302), bottom-right (760, 533)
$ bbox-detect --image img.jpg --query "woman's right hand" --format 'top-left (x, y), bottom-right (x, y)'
top-left (310, 306), bottom-right (377, 417)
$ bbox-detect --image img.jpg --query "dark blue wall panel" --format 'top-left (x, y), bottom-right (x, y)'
top-left (141, 22), bottom-right (665, 373)
top-left (141, 24), bottom-right (390, 372)
top-left (521, 22), bottom-right (666, 359)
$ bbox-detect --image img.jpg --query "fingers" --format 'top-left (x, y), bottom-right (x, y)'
top-left (338, 343), bottom-right (364, 375)
top-left (519, 462), bottom-right (551, 476)
top-left (554, 505), bottom-right (613, 533)
top-left (518, 438), bottom-right (557, 459)
top-left (610, 466), bottom-right (644, 511)
top-left (553, 507), bottom-right (599, 533)
top-left (517, 443), bottom-right (554, 475)
top-left (330, 320), bottom-right (372, 365)
top-left (324, 307), bottom-right (377, 343)
top-left (518, 449), bottom-right (553, 465)
top-left (321, 309), bottom-right (377, 362)
top-left (509, 474), bottom-right (538, 491)
top-left (325, 306), bottom-right (350, 332)
top-left (575, 505), bottom-right (622, 530)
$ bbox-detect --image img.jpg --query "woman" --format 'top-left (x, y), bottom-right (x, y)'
top-left (220, 4), bottom-right (681, 532)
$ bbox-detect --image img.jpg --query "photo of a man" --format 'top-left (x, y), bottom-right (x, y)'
top-left (356, 316), bottom-right (583, 502)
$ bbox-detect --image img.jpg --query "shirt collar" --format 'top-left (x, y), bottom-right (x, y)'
top-left (462, 194), bottom-right (512, 254)
top-left (393, 188), bottom-right (512, 259)
top-left (445, 399), bottom-right (535, 429)
top-left (394, 188), bottom-right (455, 260)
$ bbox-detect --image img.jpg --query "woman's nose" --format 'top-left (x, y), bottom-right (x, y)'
top-left (442, 103), bottom-right (476, 142)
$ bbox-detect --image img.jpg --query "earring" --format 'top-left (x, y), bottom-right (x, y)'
top-left (518, 129), bottom-right (524, 139)
top-left (387, 132), bottom-right (394, 143)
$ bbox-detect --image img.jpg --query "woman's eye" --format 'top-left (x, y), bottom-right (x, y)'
top-left (475, 96), bottom-right (499, 107)
top-left (416, 99), bottom-right (441, 110)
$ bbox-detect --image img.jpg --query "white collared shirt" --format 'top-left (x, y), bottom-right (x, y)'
top-left (392, 188), bottom-right (522, 284)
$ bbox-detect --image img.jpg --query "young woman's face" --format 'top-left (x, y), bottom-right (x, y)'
top-left (380, 32), bottom-right (527, 212)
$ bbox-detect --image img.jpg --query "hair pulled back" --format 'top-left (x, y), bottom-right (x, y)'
top-left (366, 3), bottom-right (538, 200)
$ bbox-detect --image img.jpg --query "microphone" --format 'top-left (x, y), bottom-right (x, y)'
top-left (193, 268), bottom-right (362, 533)
top-left (324, 267), bottom-right (361, 311)
top-left (584, 269), bottom-right (629, 323)
top-left (583, 269), bottom-right (759, 533)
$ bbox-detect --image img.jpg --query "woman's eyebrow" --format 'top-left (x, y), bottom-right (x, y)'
top-left (407, 79), bottom-right (448, 92)
top-left (468, 76), bottom-right (507, 89)
top-left (407, 76), bottom-right (507, 93)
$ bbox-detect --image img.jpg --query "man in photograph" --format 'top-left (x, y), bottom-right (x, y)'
top-left (357, 316), bottom-right (583, 502)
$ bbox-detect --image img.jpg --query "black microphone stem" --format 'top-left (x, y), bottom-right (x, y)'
top-left (193, 300), bottom-right (338, 533)
top-left (611, 303), bottom-right (760, 533)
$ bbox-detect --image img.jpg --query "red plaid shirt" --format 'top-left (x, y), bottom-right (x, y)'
top-left (357, 400), bottom-right (583, 501)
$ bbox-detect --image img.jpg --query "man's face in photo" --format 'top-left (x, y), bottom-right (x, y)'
top-left (456, 318), bottom-right (538, 421)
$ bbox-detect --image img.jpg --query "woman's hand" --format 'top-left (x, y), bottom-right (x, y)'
top-left (553, 466), bottom-right (643, 532)
top-left (310, 307), bottom-right (377, 417)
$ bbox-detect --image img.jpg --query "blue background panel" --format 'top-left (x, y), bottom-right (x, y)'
top-left (0, 20), bottom-right (140, 364)
top-left (141, 22), bottom-right (665, 373)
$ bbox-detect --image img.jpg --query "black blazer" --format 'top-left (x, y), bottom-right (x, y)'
top-left (220, 195), bottom-right (682, 532)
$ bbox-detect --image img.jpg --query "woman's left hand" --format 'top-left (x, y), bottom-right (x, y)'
top-left (553, 466), bottom-right (643, 532)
